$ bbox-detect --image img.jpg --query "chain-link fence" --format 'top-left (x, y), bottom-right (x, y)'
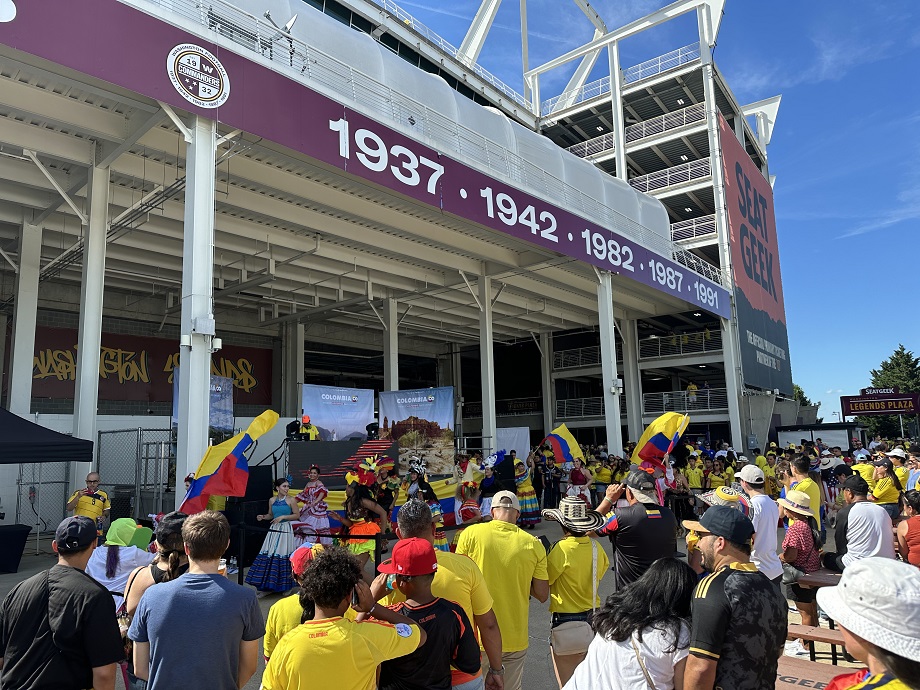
top-left (97, 428), bottom-right (175, 520)
top-left (16, 461), bottom-right (71, 534)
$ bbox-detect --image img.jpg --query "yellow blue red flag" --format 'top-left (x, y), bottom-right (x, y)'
top-left (180, 410), bottom-right (280, 514)
top-left (631, 412), bottom-right (689, 472)
top-left (542, 423), bottom-right (583, 464)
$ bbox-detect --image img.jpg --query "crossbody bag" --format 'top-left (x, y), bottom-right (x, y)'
top-left (549, 540), bottom-right (597, 656)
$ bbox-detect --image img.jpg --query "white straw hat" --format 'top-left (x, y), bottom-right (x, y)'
top-left (816, 558), bottom-right (920, 662)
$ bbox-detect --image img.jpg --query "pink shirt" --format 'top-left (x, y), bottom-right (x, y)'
top-left (783, 519), bottom-right (820, 572)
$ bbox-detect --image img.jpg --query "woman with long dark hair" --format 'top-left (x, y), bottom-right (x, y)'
top-left (122, 513), bottom-right (190, 690)
top-left (563, 558), bottom-right (697, 690)
top-left (294, 466), bottom-right (332, 546)
top-left (246, 477), bottom-right (300, 593)
top-left (329, 478), bottom-right (388, 581)
top-left (86, 518), bottom-right (155, 610)
top-left (778, 490), bottom-right (822, 656)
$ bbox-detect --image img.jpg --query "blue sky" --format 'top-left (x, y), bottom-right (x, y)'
top-left (394, 0), bottom-right (920, 419)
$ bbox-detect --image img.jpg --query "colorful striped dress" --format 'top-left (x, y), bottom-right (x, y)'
top-left (515, 465), bottom-right (541, 527)
top-left (429, 500), bottom-right (450, 552)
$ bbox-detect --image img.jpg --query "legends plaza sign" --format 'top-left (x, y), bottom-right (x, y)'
top-left (841, 387), bottom-right (920, 417)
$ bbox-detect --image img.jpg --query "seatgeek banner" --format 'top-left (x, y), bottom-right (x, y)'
top-left (719, 115), bottom-right (793, 395)
top-left (301, 384), bottom-right (375, 441)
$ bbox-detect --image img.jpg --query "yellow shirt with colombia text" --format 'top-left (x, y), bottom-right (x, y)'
top-left (260, 617), bottom-right (420, 690)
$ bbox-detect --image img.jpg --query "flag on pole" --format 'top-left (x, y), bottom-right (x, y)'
top-left (180, 410), bottom-right (280, 514)
top-left (542, 424), bottom-right (583, 465)
top-left (631, 412), bottom-right (690, 473)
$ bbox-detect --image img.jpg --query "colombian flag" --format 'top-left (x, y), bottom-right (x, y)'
top-left (542, 424), bottom-right (583, 465)
top-left (180, 410), bottom-right (280, 514)
top-left (631, 412), bottom-right (689, 473)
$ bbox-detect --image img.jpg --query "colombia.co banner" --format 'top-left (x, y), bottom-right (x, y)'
top-left (29, 326), bottom-right (272, 405)
top-left (719, 115), bottom-right (793, 395)
top-left (379, 387), bottom-right (455, 475)
top-left (301, 384), bottom-right (375, 441)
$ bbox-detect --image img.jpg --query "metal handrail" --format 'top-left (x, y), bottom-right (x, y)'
top-left (555, 395), bottom-right (627, 419)
top-left (671, 214), bottom-right (717, 243)
top-left (565, 102), bottom-right (707, 159)
top-left (629, 158), bottom-right (711, 193)
top-left (369, 0), bottom-right (528, 108)
top-left (642, 387), bottom-right (728, 414)
top-left (542, 43), bottom-right (701, 115)
top-left (131, 0), bottom-right (728, 289)
top-left (638, 329), bottom-right (722, 359)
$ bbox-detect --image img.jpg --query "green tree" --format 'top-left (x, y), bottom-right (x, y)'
top-left (859, 344), bottom-right (920, 438)
top-left (793, 384), bottom-right (814, 407)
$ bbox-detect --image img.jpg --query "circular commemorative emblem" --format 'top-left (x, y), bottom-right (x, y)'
top-left (166, 44), bottom-right (230, 109)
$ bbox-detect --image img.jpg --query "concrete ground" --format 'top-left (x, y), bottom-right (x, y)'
top-left (1, 519), bottom-right (856, 690)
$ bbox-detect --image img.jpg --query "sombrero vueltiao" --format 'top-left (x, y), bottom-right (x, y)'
top-left (541, 496), bottom-right (605, 532)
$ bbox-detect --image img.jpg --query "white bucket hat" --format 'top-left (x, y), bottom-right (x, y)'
top-left (816, 558), bottom-right (920, 662)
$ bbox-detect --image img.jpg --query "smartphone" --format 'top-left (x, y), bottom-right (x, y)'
top-left (351, 587), bottom-right (360, 607)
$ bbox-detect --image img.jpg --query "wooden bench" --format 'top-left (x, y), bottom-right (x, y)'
top-left (787, 624), bottom-right (845, 664)
top-left (777, 656), bottom-right (841, 688)
top-left (798, 569), bottom-right (841, 588)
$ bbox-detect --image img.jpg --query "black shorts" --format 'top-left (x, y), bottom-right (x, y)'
top-left (786, 582), bottom-right (817, 604)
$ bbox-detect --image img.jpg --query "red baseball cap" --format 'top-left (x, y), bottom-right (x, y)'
top-left (290, 543), bottom-right (324, 576)
top-left (377, 537), bottom-right (438, 576)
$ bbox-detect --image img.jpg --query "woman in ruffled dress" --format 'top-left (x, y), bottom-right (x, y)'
top-left (329, 478), bottom-right (389, 581)
top-left (566, 457), bottom-right (594, 505)
top-left (246, 477), bottom-right (300, 594)
top-left (515, 455), bottom-right (541, 529)
top-left (294, 466), bottom-right (331, 546)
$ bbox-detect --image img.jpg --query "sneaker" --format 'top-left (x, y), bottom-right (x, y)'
top-left (788, 603), bottom-right (798, 613)
top-left (784, 640), bottom-right (808, 657)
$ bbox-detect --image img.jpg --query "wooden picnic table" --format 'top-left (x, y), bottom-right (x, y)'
top-left (777, 655), bottom-right (842, 688)
top-left (798, 568), bottom-right (841, 588)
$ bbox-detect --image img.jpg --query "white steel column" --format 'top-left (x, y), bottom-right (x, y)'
top-left (8, 215), bottom-right (41, 416)
top-left (176, 116), bottom-right (218, 510)
top-left (540, 331), bottom-right (554, 436)
top-left (597, 272), bottom-right (624, 457)
top-left (450, 344), bottom-right (463, 440)
top-left (283, 322), bottom-right (304, 416)
top-left (72, 164), bottom-right (109, 479)
top-left (699, 6), bottom-right (744, 447)
top-left (607, 42), bottom-right (628, 181)
top-left (383, 298), bottom-right (399, 391)
top-left (619, 318), bottom-right (644, 442)
top-left (478, 276), bottom-right (497, 455)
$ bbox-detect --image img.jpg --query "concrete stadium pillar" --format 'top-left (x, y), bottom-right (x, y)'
top-left (619, 318), bottom-right (644, 442)
top-left (283, 322), bottom-right (304, 416)
top-left (597, 272), bottom-right (624, 457)
top-left (540, 331), bottom-right (554, 436)
top-left (72, 164), bottom-right (109, 485)
top-left (383, 297), bottom-right (399, 391)
top-left (478, 276), bottom-right (496, 455)
top-left (175, 116), bottom-right (217, 510)
top-left (8, 214), bottom-right (41, 416)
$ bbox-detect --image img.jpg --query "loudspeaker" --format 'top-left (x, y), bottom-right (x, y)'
top-left (245, 465), bottom-right (274, 501)
top-left (224, 498), bottom-right (267, 568)
top-left (493, 457), bottom-right (515, 486)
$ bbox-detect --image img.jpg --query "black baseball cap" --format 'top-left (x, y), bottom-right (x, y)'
top-left (54, 516), bottom-right (97, 553)
top-left (682, 505), bottom-right (754, 544)
top-left (841, 475), bottom-right (870, 495)
top-left (155, 511), bottom-right (188, 544)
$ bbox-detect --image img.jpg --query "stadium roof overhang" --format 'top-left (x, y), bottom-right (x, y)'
top-left (0, 0), bottom-right (730, 350)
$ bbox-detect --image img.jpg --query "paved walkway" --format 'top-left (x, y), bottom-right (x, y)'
top-left (1, 519), bottom-right (857, 690)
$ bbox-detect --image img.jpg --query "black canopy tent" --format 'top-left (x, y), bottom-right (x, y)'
top-left (0, 407), bottom-right (93, 463)
top-left (0, 408), bottom-right (93, 571)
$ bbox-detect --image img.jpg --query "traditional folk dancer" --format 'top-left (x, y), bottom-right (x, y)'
top-left (515, 456), bottom-right (541, 529)
top-left (294, 466), bottom-right (331, 546)
top-left (246, 477), bottom-right (299, 593)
